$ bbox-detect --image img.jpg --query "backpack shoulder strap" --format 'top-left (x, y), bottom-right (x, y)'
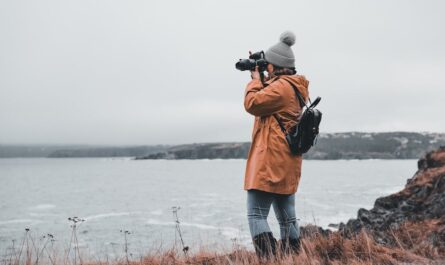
top-left (273, 114), bottom-right (286, 133)
top-left (281, 78), bottom-right (307, 108)
top-left (272, 78), bottom-right (307, 133)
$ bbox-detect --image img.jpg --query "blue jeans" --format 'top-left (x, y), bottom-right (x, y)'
top-left (247, 189), bottom-right (300, 240)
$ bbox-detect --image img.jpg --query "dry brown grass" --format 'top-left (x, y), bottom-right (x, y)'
top-left (123, 229), bottom-right (442, 265)
top-left (91, 224), bottom-right (436, 265)
top-left (4, 219), bottom-right (444, 265)
top-left (135, 218), bottom-right (444, 265)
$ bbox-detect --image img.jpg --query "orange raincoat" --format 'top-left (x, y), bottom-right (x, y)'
top-left (243, 75), bottom-right (309, 195)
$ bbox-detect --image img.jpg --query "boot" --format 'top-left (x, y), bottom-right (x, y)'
top-left (252, 232), bottom-right (277, 260)
top-left (278, 237), bottom-right (301, 256)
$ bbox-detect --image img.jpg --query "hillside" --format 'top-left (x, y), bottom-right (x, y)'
top-left (1, 132), bottom-right (444, 159)
top-left (0, 144), bottom-right (169, 158)
top-left (136, 132), bottom-right (445, 160)
top-left (47, 145), bottom-right (168, 158)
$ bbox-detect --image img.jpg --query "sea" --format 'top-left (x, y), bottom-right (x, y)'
top-left (0, 158), bottom-right (417, 259)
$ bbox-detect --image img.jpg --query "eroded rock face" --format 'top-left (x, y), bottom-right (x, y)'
top-left (339, 146), bottom-right (445, 245)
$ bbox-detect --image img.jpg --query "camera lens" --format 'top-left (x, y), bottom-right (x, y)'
top-left (235, 59), bottom-right (255, 71)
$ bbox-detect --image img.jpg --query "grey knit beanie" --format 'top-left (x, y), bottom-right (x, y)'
top-left (265, 31), bottom-right (296, 68)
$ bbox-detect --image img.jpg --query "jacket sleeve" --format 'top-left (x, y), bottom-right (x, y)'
top-left (244, 79), bottom-right (285, 116)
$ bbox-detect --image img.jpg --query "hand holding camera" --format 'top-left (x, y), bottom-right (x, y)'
top-left (250, 66), bottom-right (261, 80)
top-left (235, 51), bottom-right (268, 72)
top-left (236, 51), bottom-right (269, 82)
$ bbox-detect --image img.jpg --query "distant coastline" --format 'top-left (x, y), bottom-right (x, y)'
top-left (1, 132), bottom-right (444, 160)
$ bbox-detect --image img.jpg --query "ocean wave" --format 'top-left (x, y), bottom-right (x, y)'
top-left (28, 212), bottom-right (58, 217)
top-left (146, 218), bottom-right (175, 226)
top-left (0, 219), bottom-right (37, 225)
top-left (31, 204), bottom-right (56, 210)
top-left (150, 209), bottom-right (163, 216)
top-left (84, 212), bottom-right (140, 221)
top-left (145, 218), bottom-right (241, 239)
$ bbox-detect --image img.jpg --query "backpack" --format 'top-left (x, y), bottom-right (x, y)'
top-left (273, 79), bottom-right (322, 155)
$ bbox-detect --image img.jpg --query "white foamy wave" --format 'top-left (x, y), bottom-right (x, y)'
top-left (32, 204), bottom-right (56, 210)
top-left (84, 212), bottom-right (138, 221)
top-left (146, 219), bottom-right (241, 239)
top-left (381, 186), bottom-right (404, 195)
top-left (146, 218), bottom-right (175, 226)
top-left (218, 226), bottom-right (241, 239)
top-left (182, 222), bottom-right (217, 230)
top-left (364, 186), bottom-right (404, 196)
top-left (0, 219), bottom-right (37, 225)
top-left (28, 212), bottom-right (58, 217)
top-left (150, 209), bottom-right (163, 216)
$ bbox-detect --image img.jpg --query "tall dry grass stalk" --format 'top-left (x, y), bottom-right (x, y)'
top-left (3, 219), bottom-right (444, 265)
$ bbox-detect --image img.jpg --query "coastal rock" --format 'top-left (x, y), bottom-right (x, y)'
top-left (135, 142), bottom-right (251, 160)
top-left (339, 146), bottom-right (445, 247)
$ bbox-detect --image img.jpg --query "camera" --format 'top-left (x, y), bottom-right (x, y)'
top-left (235, 51), bottom-right (268, 72)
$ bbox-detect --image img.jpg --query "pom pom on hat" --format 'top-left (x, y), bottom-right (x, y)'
top-left (265, 30), bottom-right (296, 68)
top-left (279, 31), bottom-right (296, 46)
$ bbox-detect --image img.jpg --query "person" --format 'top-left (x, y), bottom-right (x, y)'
top-left (243, 31), bottom-right (310, 259)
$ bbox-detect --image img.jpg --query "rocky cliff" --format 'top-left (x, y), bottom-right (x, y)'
top-left (339, 146), bottom-right (445, 249)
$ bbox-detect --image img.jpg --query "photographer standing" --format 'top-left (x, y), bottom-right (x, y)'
top-left (243, 31), bottom-right (309, 259)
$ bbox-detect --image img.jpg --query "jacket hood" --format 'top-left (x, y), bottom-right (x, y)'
top-left (280, 75), bottom-right (310, 103)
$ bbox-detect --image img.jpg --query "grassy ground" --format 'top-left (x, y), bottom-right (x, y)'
top-left (139, 221), bottom-right (445, 265)
top-left (4, 219), bottom-right (444, 265)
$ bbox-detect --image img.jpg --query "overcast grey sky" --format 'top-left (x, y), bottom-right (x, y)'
top-left (0, 0), bottom-right (444, 145)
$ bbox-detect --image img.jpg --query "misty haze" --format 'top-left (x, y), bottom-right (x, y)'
top-left (1, 1), bottom-right (445, 264)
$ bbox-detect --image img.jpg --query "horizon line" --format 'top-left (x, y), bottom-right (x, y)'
top-left (1, 130), bottom-right (444, 147)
